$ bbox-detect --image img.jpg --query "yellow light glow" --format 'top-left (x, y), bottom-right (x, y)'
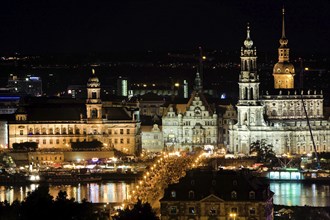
top-left (304, 67), bottom-right (309, 71)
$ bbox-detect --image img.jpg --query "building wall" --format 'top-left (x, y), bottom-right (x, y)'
top-left (141, 124), bottom-right (164, 152)
top-left (160, 199), bottom-right (272, 220)
top-left (8, 121), bottom-right (138, 155)
top-left (162, 93), bottom-right (218, 151)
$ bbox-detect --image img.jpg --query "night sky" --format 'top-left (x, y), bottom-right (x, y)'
top-left (1, 0), bottom-right (330, 55)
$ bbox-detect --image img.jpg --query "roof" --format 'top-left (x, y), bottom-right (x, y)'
top-left (21, 103), bottom-right (86, 121)
top-left (160, 169), bottom-right (273, 202)
top-left (104, 107), bottom-right (132, 120)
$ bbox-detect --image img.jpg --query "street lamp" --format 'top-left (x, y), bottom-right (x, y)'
top-left (229, 213), bottom-right (237, 220)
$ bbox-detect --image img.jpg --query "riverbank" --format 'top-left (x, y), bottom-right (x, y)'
top-left (274, 205), bottom-right (330, 219)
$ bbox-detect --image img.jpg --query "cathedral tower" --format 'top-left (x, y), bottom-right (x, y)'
top-left (273, 7), bottom-right (295, 89)
top-left (236, 24), bottom-right (264, 127)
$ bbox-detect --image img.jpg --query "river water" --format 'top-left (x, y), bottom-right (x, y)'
top-left (1, 182), bottom-right (330, 207)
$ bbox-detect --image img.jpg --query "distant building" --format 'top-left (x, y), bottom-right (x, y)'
top-left (162, 73), bottom-right (218, 151)
top-left (117, 76), bottom-right (129, 97)
top-left (160, 169), bottom-right (274, 220)
top-left (229, 12), bottom-right (330, 155)
top-left (7, 74), bottom-right (42, 96)
top-left (8, 74), bottom-right (140, 155)
top-left (141, 124), bottom-right (164, 152)
top-left (218, 104), bottom-right (237, 149)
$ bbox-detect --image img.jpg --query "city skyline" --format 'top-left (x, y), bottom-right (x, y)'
top-left (0, 0), bottom-right (330, 55)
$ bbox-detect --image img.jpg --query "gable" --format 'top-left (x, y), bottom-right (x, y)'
top-left (200, 194), bottom-right (224, 203)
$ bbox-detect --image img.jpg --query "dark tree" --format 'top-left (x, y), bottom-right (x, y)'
top-left (114, 199), bottom-right (159, 220)
top-left (250, 140), bottom-right (277, 166)
top-left (12, 142), bottom-right (38, 151)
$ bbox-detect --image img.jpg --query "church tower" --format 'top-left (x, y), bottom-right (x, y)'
top-left (273, 7), bottom-right (295, 89)
top-left (86, 71), bottom-right (102, 120)
top-left (236, 24), bottom-right (264, 127)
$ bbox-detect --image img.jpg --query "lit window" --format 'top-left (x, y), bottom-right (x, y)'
top-left (171, 191), bottom-right (176, 198)
top-left (188, 207), bottom-right (195, 215)
top-left (231, 191), bottom-right (237, 199)
top-left (250, 207), bottom-right (256, 215)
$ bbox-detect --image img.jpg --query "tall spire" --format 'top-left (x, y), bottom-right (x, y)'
top-left (279, 6), bottom-right (288, 47)
top-left (281, 7), bottom-right (286, 39)
top-left (273, 6), bottom-right (295, 89)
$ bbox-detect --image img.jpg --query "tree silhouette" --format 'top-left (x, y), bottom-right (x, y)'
top-left (250, 140), bottom-right (277, 165)
top-left (114, 199), bottom-right (159, 220)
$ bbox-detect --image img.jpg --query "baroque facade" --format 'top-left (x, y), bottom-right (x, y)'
top-left (162, 73), bottom-right (218, 151)
top-left (8, 74), bottom-right (140, 155)
top-left (229, 13), bottom-right (330, 155)
top-left (160, 169), bottom-right (274, 220)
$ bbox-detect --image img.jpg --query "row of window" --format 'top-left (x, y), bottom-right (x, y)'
top-left (168, 206), bottom-right (256, 216)
top-left (170, 190), bottom-right (256, 200)
top-left (24, 138), bottom-right (132, 145)
top-left (19, 128), bottom-right (132, 136)
top-left (31, 156), bottom-right (62, 161)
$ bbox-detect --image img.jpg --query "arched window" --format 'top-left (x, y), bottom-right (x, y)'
top-left (92, 92), bottom-right (97, 99)
top-left (91, 109), bottom-right (98, 119)
top-left (171, 191), bottom-right (176, 198)
top-left (231, 191), bottom-right (237, 199)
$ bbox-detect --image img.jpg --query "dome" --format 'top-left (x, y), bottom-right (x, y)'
top-left (273, 62), bottom-right (295, 75)
top-left (87, 76), bottom-right (100, 87)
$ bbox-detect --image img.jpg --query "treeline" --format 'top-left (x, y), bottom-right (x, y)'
top-left (0, 185), bottom-right (97, 220)
top-left (12, 142), bottom-right (38, 151)
top-left (0, 186), bottom-right (159, 220)
top-left (12, 141), bottom-right (104, 151)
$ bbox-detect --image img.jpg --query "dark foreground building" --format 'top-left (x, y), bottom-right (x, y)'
top-left (160, 169), bottom-right (274, 220)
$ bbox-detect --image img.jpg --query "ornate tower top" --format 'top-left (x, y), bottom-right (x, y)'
top-left (273, 6), bottom-right (295, 89)
top-left (244, 23), bottom-right (253, 49)
top-left (279, 7), bottom-right (288, 47)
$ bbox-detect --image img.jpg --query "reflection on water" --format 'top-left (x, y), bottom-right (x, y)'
top-left (270, 182), bottom-right (330, 207)
top-left (1, 182), bottom-right (329, 206)
top-left (0, 182), bottom-right (134, 204)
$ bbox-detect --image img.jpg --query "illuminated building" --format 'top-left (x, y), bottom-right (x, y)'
top-left (162, 73), bottom-right (218, 151)
top-left (273, 8), bottom-right (295, 89)
top-left (160, 169), bottom-right (274, 220)
top-left (229, 17), bottom-right (330, 155)
top-left (117, 76), bottom-right (129, 97)
top-left (7, 74), bottom-right (140, 155)
top-left (141, 124), bottom-right (164, 152)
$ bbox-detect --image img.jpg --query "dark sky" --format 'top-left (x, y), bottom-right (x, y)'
top-left (1, 0), bottom-right (330, 55)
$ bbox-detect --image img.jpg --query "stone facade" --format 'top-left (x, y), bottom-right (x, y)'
top-left (8, 75), bottom-right (140, 155)
top-left (141, 124), bottom-right (164, 152)
top-left (229, 24), bottom-right (330, 155)
top-left (160, 169), bottom-right (274, 220)
top-left (162, 86), bottom-right (218, 151)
